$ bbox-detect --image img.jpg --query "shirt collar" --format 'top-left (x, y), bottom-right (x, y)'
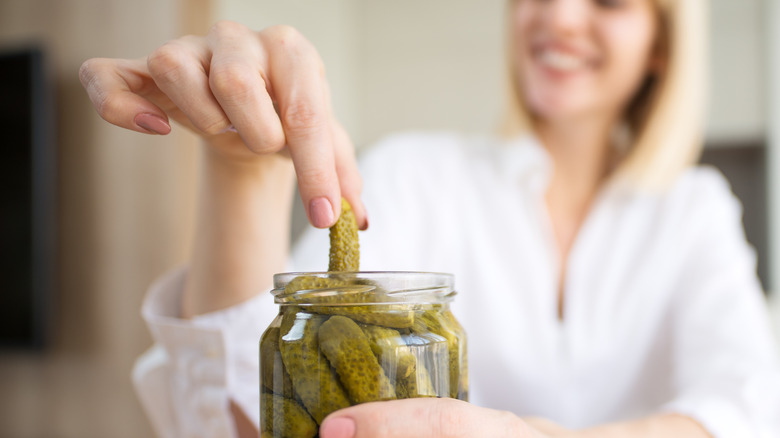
top-left (498, 134), bottom-right (553, 195)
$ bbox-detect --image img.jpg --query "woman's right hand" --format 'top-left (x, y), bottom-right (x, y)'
top-left (79, 21), bottom-right (366, 229)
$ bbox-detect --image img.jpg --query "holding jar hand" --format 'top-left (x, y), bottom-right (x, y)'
top-left (318, 398), bottom-right (561, 438)
top-left (317, 398), bottom-right (705, 438)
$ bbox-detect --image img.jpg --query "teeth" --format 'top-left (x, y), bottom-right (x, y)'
top-left (539, 49), bottom-right (584, 71)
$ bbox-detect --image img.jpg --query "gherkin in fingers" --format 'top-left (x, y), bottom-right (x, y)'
top-left (329, 198), bottom-right (360, 272)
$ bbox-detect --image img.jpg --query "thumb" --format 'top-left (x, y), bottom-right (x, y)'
top-left (320, 398), bottom-right (528, 438)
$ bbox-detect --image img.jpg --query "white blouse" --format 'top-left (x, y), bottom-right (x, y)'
top-left (134, 132), bottom-right (780, 438)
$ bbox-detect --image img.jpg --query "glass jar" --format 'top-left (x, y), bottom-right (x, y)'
top-left (259, 271), bottom-right (467, 438)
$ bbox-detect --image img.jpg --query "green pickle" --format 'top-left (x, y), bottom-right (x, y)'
top-left (413, 309), bottom-right (468, 399)
top-left (260, 199), bottom-right (467, 436)
top-left (328, 198), bottom-right (360, 272)
top-left (284, 275), bottom-right (415, 328)
top-left (278, 310), bottom-right (351, 423)
top-left (260, 393), bottom-right (317, 438)
top-left (360, 323), bottom-right (436, 398)
top-left (441, 310), bottom-right (469, 400)
top-left (318, 316), bottom-right (396, 403)
top-left (260, 326), bottom-right (295, 399)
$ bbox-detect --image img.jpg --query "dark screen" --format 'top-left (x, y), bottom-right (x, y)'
top-left (0, 48), bottom-right (54, 349)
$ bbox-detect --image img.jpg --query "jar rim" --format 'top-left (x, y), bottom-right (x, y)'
top-left (272, 271), bottom-right (456, 306)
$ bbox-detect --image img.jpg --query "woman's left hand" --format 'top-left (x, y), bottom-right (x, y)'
top-left (318, 398), bottom-right (563, 438)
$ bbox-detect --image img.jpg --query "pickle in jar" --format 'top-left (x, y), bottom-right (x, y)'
top-left (278, 310), bottom-right (351, 423)
top-left (318, 315), bottom-right (396, 403)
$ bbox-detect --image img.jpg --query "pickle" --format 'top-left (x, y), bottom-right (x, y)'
top-left (278, 310), bottom-right (351, 423)
top-left (414, 309), bottom-right (466, 399)
top-left (319, 304), bottom-right (414, 329)
top-left (360, 324), bottom-right (413, 382)
top-left (358, 323), bottom-right (435, 397)
top-left (329, 198), bottom-right (360, 272)
top-left (284, 275), bottom-right (351, 295)
top-left (318, 316), bottom-right (396, 403)
top-left (285, 276), bottom-right (415, 329)
top-left (359, 323), bottom-right (406, 360)
top-left (441, 310), bottom-right (469, 400)
top-left (395, 354), bottom-right (437, 399)
top-left (260, 326), bottom-right (295, 399)
top-left (260, 393), bottom-right (317, 438)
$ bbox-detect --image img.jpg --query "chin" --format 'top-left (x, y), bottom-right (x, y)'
top-left (525, 95), bottom-right (587, 123)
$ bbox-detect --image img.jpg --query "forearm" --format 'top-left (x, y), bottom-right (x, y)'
top-left (566, 414), bottom-right (710, 438)
top-left (182, 145), bottom-right (296, 318)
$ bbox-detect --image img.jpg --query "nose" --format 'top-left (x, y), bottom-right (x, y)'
top-left (542, 0), bottom-right (591, 37)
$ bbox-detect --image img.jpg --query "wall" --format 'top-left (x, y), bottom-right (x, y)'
top-left (766, 0), bottom-right (780, 293)
top-left (708, 0), bottom-right (765, 141)
top-left (352, 0), bottom-right (507, 147)
top-left (216, 0), bottom-right (361, 143)
top-left (214, 0), bottom-right (507, 148)
top-left (0, 0), bottom-right (204, 436)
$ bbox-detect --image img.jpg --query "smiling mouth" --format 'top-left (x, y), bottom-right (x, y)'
top-left (535, 47), bottom-right (594, 73)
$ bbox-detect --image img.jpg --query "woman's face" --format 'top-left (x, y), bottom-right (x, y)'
top-left (512, 0), bottom-right (660, 124)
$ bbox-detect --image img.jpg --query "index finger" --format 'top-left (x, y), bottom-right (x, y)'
top-left (262, 26), bottom-right (341, 228)
top-left (79, 57), bottom-right (171, 135)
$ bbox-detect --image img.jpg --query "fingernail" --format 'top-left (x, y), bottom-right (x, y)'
top-left (320, 417), bottom-right (356, 438)
top-left (135, 113), bottom-right (171, 135)
top-left (218, 124), bottom-right (239, 134)
top-left (360, 210), bottom-right (369, 231)
top-left (310, 197), bottom-right (335, 228)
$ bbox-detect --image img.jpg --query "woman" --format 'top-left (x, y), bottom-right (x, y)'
top-left (80, 0), bottom-right (780, 437)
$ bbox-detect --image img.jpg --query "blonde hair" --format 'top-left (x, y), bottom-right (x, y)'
top-left (501, 0), bottom-right (709, 191)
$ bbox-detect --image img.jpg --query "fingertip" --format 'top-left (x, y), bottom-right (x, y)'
top-left (134, 112), bottom-right (171, 135)
top-left (357, 201), bottom-right (369, 231)
top-left (309, 196), bottom-right (336, 229)
top-left (320, 416), bottom-right (356, 438)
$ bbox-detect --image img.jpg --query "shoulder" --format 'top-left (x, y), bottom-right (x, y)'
top-left (662, 165), bottom-right (742, 221)
top-left (644, 165), bottom-right (749, 260)
top-left (608, 165), bottom-right (746, 259)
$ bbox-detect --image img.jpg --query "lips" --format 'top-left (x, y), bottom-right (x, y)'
top-left (539, 49), bottom-right (585, 71)
top-left (532, 43), bottom-right (597, 74)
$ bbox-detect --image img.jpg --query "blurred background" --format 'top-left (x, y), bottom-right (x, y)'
top-left (0, 0), bottom-right (778, 436)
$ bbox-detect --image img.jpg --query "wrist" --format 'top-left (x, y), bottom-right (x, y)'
top-left (182, 143), bottom-right (296, 318)
top-left (202, 141), bottom-right (293, 181)
top-left (562, 414), bottom-right (710, 438)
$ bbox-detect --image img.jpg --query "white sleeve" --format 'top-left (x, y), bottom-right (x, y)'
top-left (662, 172), bottom-right (780, 437)
top-left (132, 267), bottom-right (279, 438)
